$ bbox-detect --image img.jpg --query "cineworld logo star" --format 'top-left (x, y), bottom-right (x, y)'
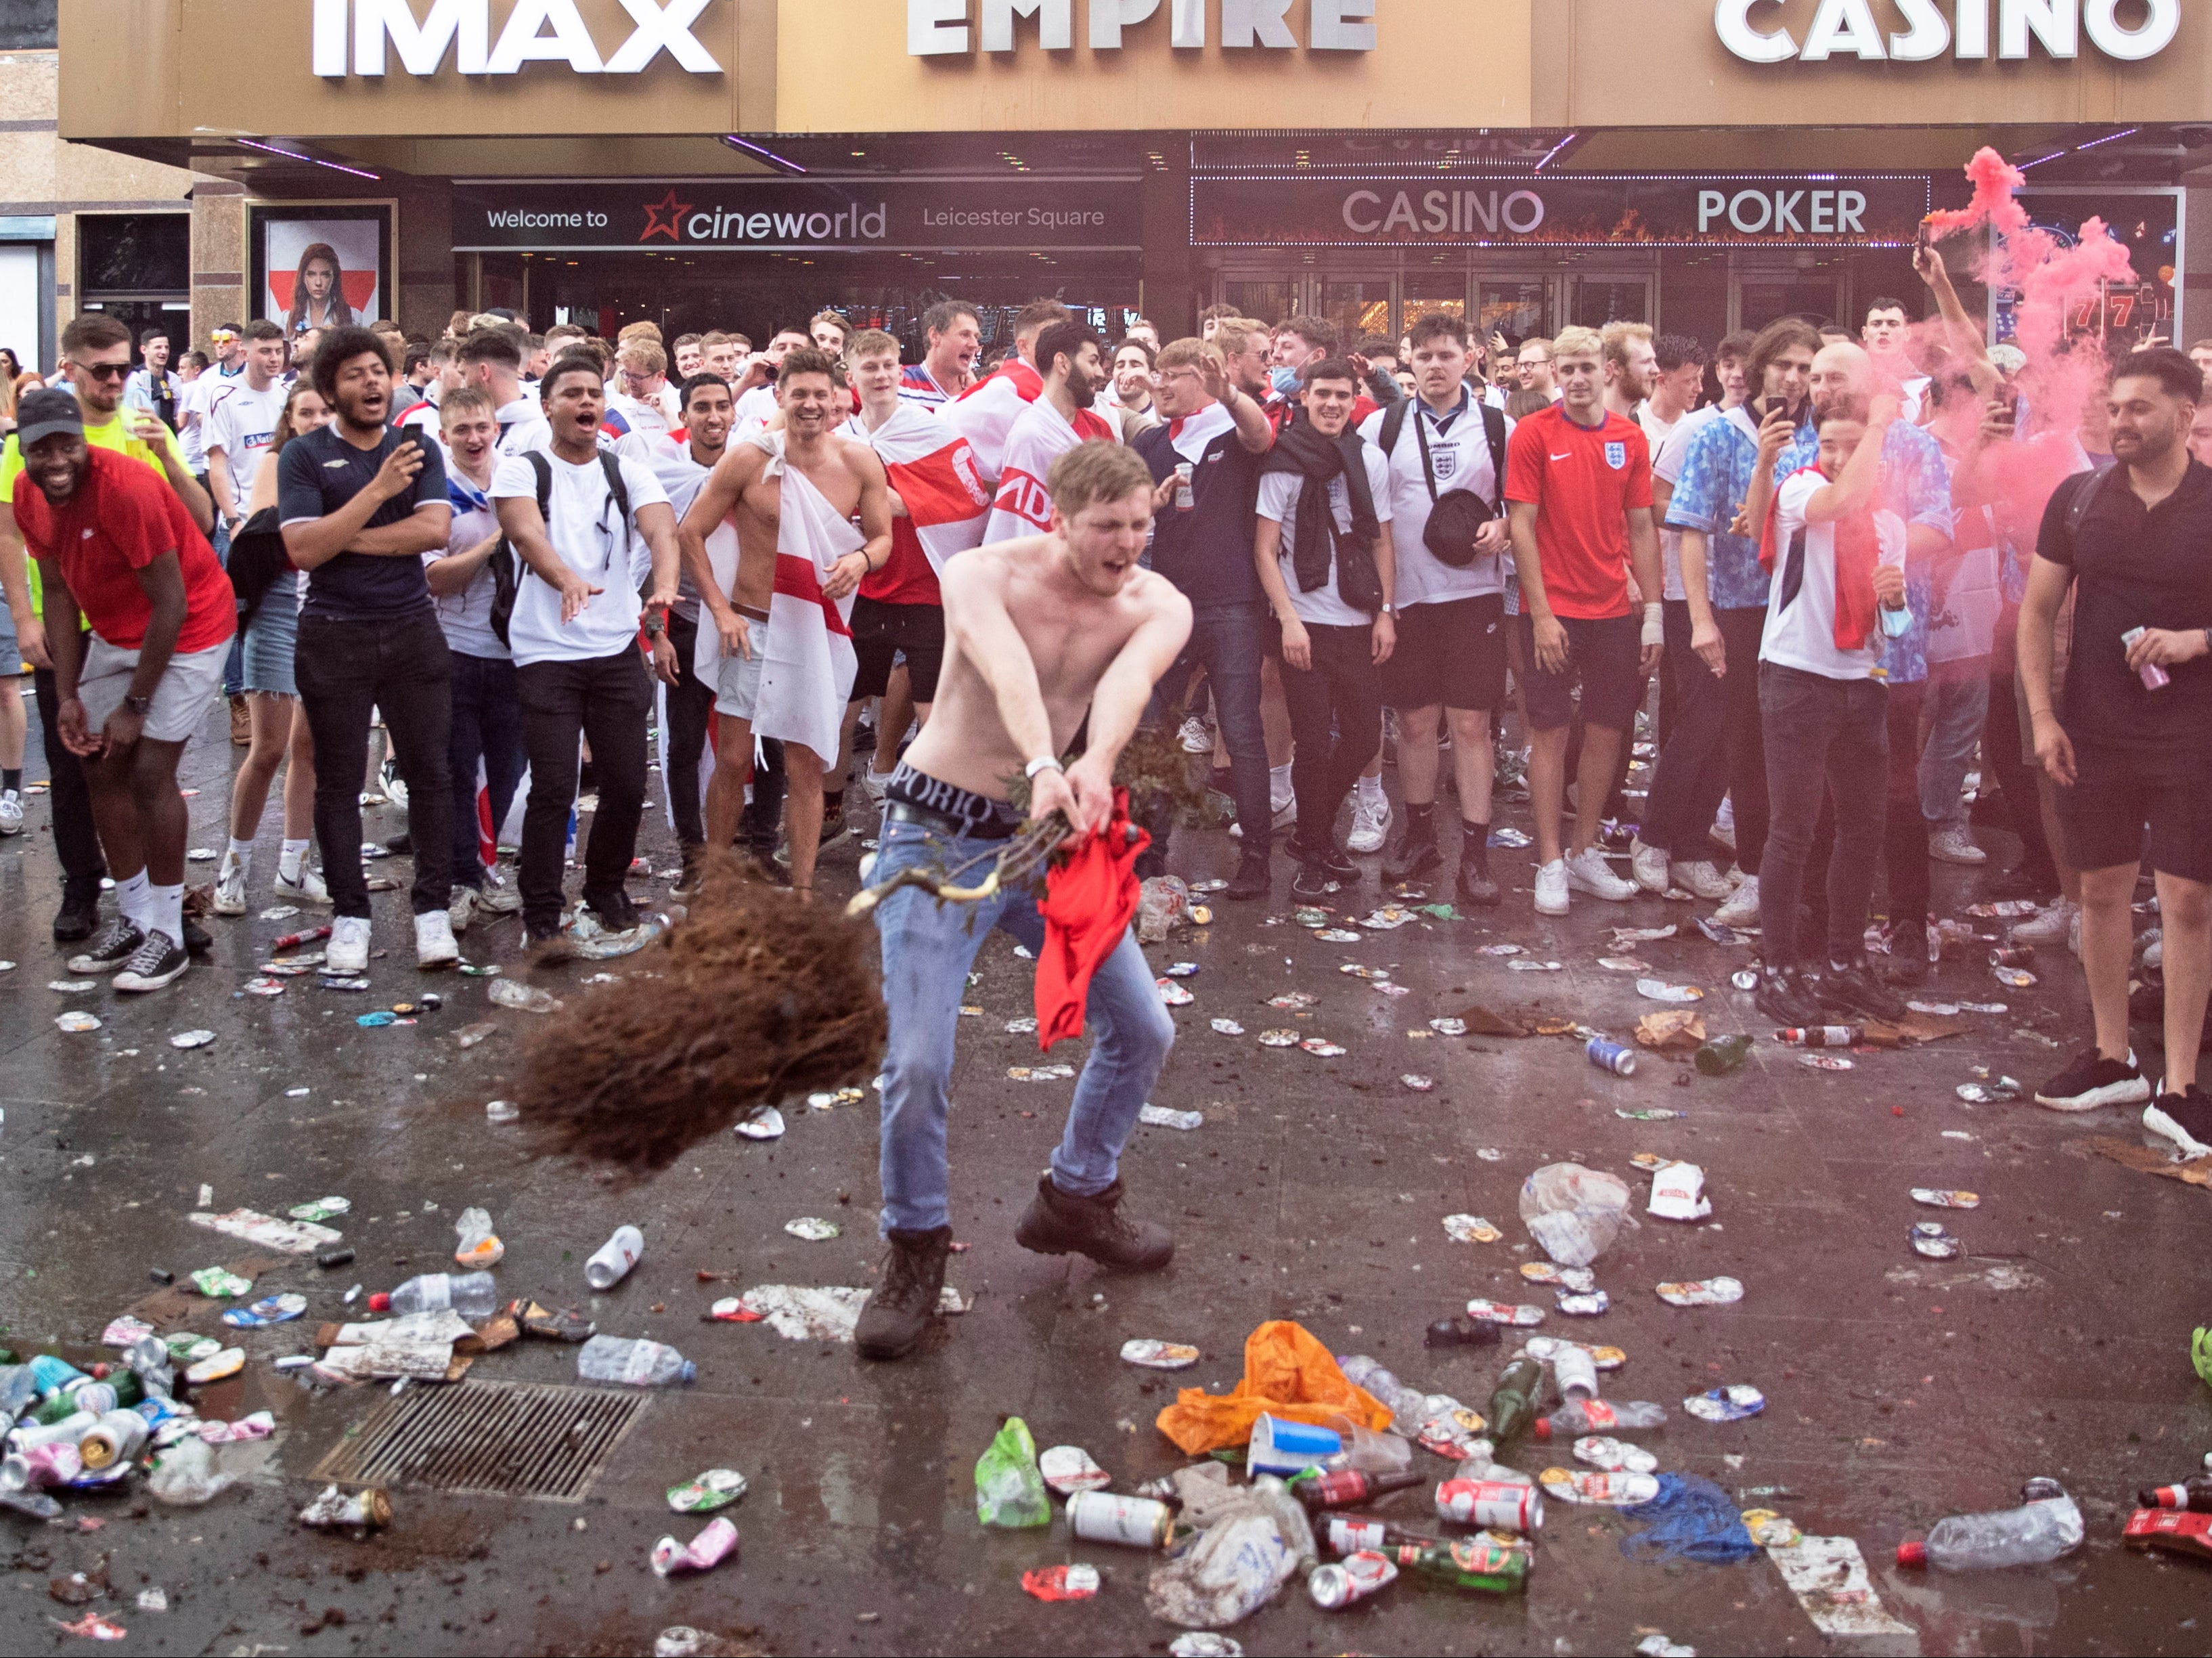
top-left (313, 0), bottom-right (724, 77)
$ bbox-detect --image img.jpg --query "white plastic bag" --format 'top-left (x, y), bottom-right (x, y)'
top-left (1518, 1163), bottom-right (1635, 1266)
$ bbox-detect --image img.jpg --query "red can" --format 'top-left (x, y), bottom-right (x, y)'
top-left (1435, 1477), bottom-right (1544, 1533)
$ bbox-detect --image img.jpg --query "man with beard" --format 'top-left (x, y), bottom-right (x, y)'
top-left (981, 322), bottom-right (1119, 546)
top-left (277, 327), bottom-right (458, 976)
top-left (678, 349), bottom-right (892, 902)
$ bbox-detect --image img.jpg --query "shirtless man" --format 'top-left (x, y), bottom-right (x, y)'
top-left (855, 441), bottom-right (1194, 1361)
top-left (678, 348), bottom-right (891, 900)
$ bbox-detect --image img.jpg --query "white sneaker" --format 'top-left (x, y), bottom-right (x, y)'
top-left (415, 909), bottom-right (459, 969)
top-left (1348, 793), bottom-right (1390, 854)
top-left (275, 865), bottom-right (332, 908)
top-left (1928, 825), bottom-right (1987, 866)
top-left (1712, 874), bottom-right (1761, 929)
top-left (2010, 898), bottom-right (2077, 947)
top-left (1272, 795), bottom-right (1297, 833)
top-left (447, 886), bottom-right (479, 935)
top-left (213, 860), bottom-right (249, 917)
top-left (380, 758), bottom-right (409, 810)
top-left (1566, 846), bottom-right (1637, 902)
top-left (0, 787), bottom-right (20, 836)
top-left (2142, 928), bottom-right (2163, 971)
top-left (326, 915), bottom-right (372, 975)
top-left (2069, 906), bottom-right (2083, 959)
top-left (1534, 858), bottom-right (1570, 917)
top-left (1629, 836), bottom-right (1671, 894)
top-left (477, 878), bottom-right (523, 915)
top-left (1710, 795), bottom-right (1737, 852)
top-left (1178, 716), bottom-right (1212, 756)
top-left (1671, 859), bottom-right (1735, 902)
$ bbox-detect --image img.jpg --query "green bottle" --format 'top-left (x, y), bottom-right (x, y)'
top-left (1486, 1355), bottom-right (1545, 1443)
top-left (1388, 1537), bottom-right (1530, 1596)
top-left (1695, 1032), bottom-right (1753, 1076)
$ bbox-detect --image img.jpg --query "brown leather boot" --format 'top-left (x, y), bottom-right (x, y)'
top-left (855, 1226), bottom-right (952, 1361)
top-left (1013, 1175), bottom-right (1173, 1271)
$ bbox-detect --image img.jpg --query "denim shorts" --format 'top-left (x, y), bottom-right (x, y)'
top-left (242, 590), bottom-right (300, 698)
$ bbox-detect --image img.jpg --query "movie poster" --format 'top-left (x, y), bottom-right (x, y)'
top-left (248, 204), bottom-right (393, 335)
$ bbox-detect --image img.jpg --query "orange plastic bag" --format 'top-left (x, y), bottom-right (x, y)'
top-left (1153, 1319), bottom-right (1392, 1455)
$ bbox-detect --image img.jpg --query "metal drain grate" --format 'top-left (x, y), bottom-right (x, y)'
top-left (310, 1381), bottom-right (650, 1502)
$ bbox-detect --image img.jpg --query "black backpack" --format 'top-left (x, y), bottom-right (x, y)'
top-left (489, 450), bottom-right (633, 647)
top-left (1379, 396), bottom-right (1509, 567)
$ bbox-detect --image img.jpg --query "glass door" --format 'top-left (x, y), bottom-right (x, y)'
top-left (1570, 274), bottom-right (1654, 329)
top-left (1221, 276), bottom-right (1297, 326)
top-left (1314, 275), bottom-right (1395, 350)
top-left (1402, 269), bottom-right (1470, 341)
top-left (1733, 269), bottom-right (1844, 332)
top-left (1476, 274), bottom-right (1554, 353)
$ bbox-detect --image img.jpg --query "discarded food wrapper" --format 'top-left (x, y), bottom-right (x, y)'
top-left (102, 1316), bottom-right (156, 1349)
top-left (183, 1348), bottom-right (245, 1386)
top-left (1958, 1001), bottom-right (2008, 1014)
top-left (221, 1293), bottom-right (307, 1328)
top-left (1768, 1536), bottom-right (1916, 1639)
top-left (1155, 978), bottom-right (1195, 1007)
top-left (1257, 1030), bottom-right (1299, 1047)
top-left (1300, 1039), bottom-right (1347, 1057)
top-left (1617, 1107), bottom-right (1687, 1121)
top-left (1557, 1292), bottom-right (1611, 1317)
top-left (1696, 918), bottom-right (1747, 946)
top-left (1004, 1016), bottom-right (1038, 1034)
top-left (1656, 1277), bottom-right (1744, 1308)
top-left (1489, 827), bottom-right (1533, 848)
top-left (1006, 1064), bottom-right (1078, 1082)
top-left (56, 1011), bottom-right (101, 1033)
top-left (1910, 1221), bottom-right (1962, 1260)
top-left (1476, 943), bottom-right (1525, 957)
top-left (487, 979), bottom-right (560, 1013)
top-left (783, 1217), bottom-right (840, 1242)
top-left (1636, 979), bottom-right (1705, 1003)
top-left (1637, 1637), bottom-right (1697, 1658)
top-left (1520, 1261), bottom-right (1595, 1291)
top-left (666, 1469), bottom-right (747, 1513)
top-left (1741, 1507), bottom-right (1801, 1547)
top-left (1955, 1079), bottom-right (2020, 1104)
top-left (1611, 925), bottom-right (1679, 946)
top-left (1291, 908), bottom-right (1330, 928)
top-left (190, 1208), bottom-right (340, 1256)
top-left (1635, 1010), bottom-right (1706, 1052)
top-left (1360, 909), bottom-right (1414, 931)
top-left (1266, 992), bottom-right (1319, 1009)
top-left (1122, 1339), bottom-right (1201, 1370)
top-left (49, 1613), bottom-right (128, 1641)
top-left (1465, 1300), bottom-right (1546, 1327)
top-left (1023, 1563), bottom-right (1101, 1602)
top-left (319, 976), bottom-right (372, 992)
top-left (1908, 1001), bottom-right (1962, 1017)
top-left (1800, 1053), bottom-right (1853, 1070)
top-left (191, 1267), bottom-right (255, 1298)
top-left (1166, 962), bottom-right (1201, 978)
top-left (197, 1412), bottom-right (276, 1445)
top-left (1189, 879), bottom-right (1229, 895)
top-left (1138, 1104), bottom-right (1204, 1131)
top-left (1209, 1018), bottom-right (1245, 1036)
top-left (732, 1106), bottom-right (784, 1140)
top-left (1400, 1074), bottom-right (1435, 1092)
top-left (1911, 1188), bottom-right (1980, 1208)
top-left (1539, 1467), bottom-right (1661, 1506)
top-left (1430, 1017), bottom-right (1467, 1036)
top-left (1524, 1336), bottom-right (1627, 1371)
top-left (1574, 1436), bottom-right (1658, 1474)
top-left (652, 1517), bottom-right (740, 1577)
top-left (1443, 1215), bottom-right (1503, 1244)
top-left (1503, 958), bottom-right (1563, 974)
top-left (1599, 957), bottom-right (1651, 973)
top-left (712, 1284), bottom-right (968, 1342)
top-left (1339, 964), bottom-right (1390, 980)
top-left (171, 1030), bottom-right (217, 1049)
top-left (1038, 1445), bottom-right (1111, 1495)
top-left (288, 1196), bottom-right (351, 1223)
top-left (1993, 965), bottom-right (2037, 988)
top-left (1647, 1162), bottom-right (1713, 1222)
top-left (1314, 928), bottom-right (1363, 944)
top-left (1684, 1384), bottom-right (1765, 1422)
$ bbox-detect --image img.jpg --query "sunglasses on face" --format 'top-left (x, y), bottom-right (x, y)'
top-left (76, 361), bottom-right (130, 381)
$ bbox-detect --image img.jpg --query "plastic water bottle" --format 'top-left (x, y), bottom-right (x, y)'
top-left (1530, 1400), bottom-right (1666, 1441)
top-left (1897, 1479), bottom-right (2083, 1569)
top-left (370, 1272), bottom-right (501, 1319)
top-left (577, 1335), bottom-right (695, 1388)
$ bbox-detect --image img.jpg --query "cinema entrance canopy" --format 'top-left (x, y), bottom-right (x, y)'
top-left (61, 0), bottom-right (2212, 349)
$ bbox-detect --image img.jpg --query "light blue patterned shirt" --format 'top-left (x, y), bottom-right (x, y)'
top-left (1664, 406), bottom-right (1794, 611)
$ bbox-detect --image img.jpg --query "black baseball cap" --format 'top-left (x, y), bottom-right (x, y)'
top-left (15, 387), bottom-right (84, 448)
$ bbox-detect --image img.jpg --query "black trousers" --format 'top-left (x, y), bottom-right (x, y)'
top-left (516, 646), bottom-right (652, 929)
top-left (1281, 621), bottom-right (1384, 853)
top-left (663, 612), bottom-right (716, 850)
top-left (294, 611), bottom-right (454, 921)
top-left (31, 666), bottom-right (106, 888)
top-left (1758, 663), bottom-right (1888, 972)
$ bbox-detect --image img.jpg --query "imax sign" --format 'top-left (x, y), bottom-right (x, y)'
top-left (310, 0), bottom-right (724, 77)
top-left (1716, 0), bottom-right (2180, 63)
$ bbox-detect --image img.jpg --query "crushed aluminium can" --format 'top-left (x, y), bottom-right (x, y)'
top-left (651, 1517), bottom-right (738, 1577)
top-left (1308, 1550), bottom-right (1399, 1609)
top-left (1656, 1277), bottom-right (1744, 1308)
top-left (666, 1469), bottom-right (747, 1513)
top-left (1684, 1384), bottom-right (1767, 1422)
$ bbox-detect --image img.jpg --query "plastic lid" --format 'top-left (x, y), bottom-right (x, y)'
top-left (368, 1292), bottom-right (391, 1313)
top-left (1531, 1418), bottom-right (1552, 1442)
top-left (1896, 1540), bottom-right (1927, 1567)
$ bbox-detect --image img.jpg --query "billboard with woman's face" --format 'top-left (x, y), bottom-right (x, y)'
top-left (248, 204), bottom-right (394, 335)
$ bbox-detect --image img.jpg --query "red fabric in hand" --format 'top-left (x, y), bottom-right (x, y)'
top-left (1035, 788), bottom-right (1151, 1051)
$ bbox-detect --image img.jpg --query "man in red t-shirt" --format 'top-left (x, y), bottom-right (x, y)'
top-left (1505, 326), bottom-right (1664, 919)
top-left (14, 389), bottom-right (236, 991)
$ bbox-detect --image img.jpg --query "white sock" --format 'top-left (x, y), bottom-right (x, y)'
top-left (150, 883), bottom-right (184, 944)
top-left (223, 837), bottom-right (254, 874)
top-left (116, 870), bottom-right (152, 929)
top-left (1357, 774), bottom-right (1386, 807)
top-left (280, 839), bottom-right (309, 881)
top-left (1270, 762), bottom-right (1292, 792)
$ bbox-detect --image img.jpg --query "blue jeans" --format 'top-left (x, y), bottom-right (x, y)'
top-left (448, 651), bottom-right (526, 890)
top-left (1149, 599), bottom-right (1271, 860)
top-left (210, 511), bottom-right (244, 698)
top-left (1917, 657), bottom-right (1991, 831)
top-left (871, 815), bottom-right (1175, 1235)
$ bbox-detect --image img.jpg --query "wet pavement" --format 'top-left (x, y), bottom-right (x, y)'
top-left (0, 687), bottom-right (2208, 1657)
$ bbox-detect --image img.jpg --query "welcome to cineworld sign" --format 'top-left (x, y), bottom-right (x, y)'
top-left (1715, 0), bottom-right (2178, 64)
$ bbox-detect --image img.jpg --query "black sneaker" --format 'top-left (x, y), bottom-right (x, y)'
top-left (112, 929), bottom-right (190, 993)
top-left (1754, 965), bottom-right (1826, 1028)
top-left (1223, 850), bottom-right (1271, 902)
top-left (384, 832), bottom-right (412, 856)
top-left (2035, 1048), bottom-right (2150, 1113)
top-left (1821, 957), bottom-right (1909, 1023)
top-left (1991, 863), bottom-right (2060, 902)
top-left (68, 917), bottom-right (145, 976)
top-left (855, 1225), bottom-right (952, 1361)
top-left (182, 916), bottom-right (214, 956)
top-left (585, 889), bottom-right (643, 931)
top-left (1296, 837), bottom-right (1356, 883)
top-left (2142, 1085), bottom-right (2212, 1161)
top-left (1382, 829), bottom-right (1442, 886)
top-left (53, 880), bottom-right (102, 944)
top-left (1290, 861), bottom-right (1332, 902)
top-left (1455, 854), bottom-right (1501, 909)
